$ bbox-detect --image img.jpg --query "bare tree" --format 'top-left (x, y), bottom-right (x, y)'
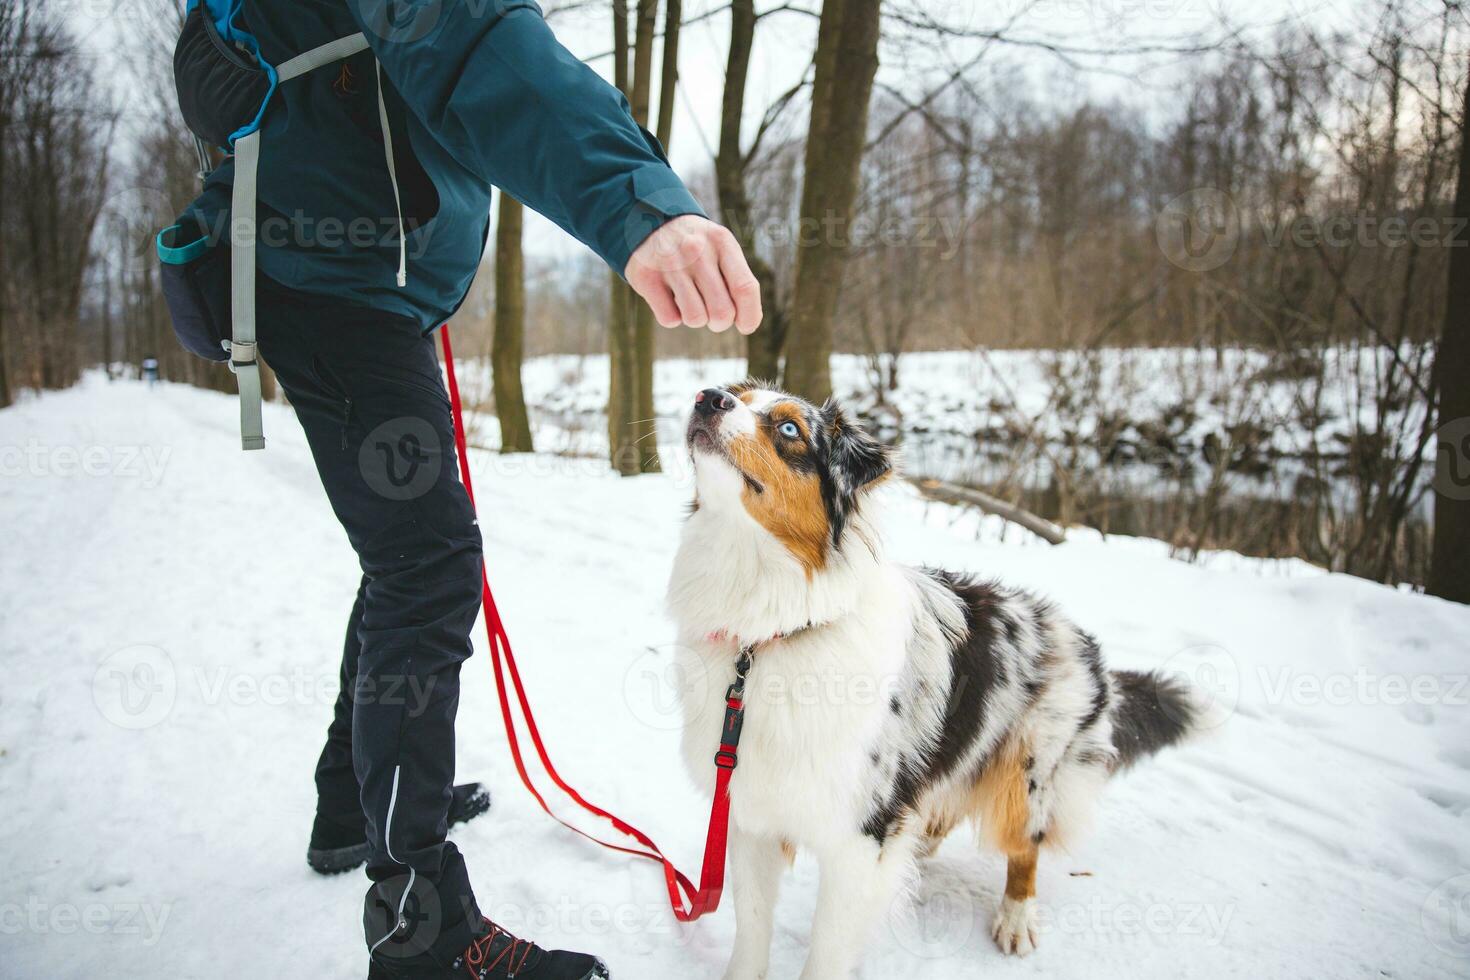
top-left (0, 0), bottom-right (18, 407)
top-left (716, 0), bottom-right (793, 382)
top-left (782, 0), bottom-right (883, 403)
top-left (630, 0), bottom-right (663, 473)
top-left (655, 0), bottom-right (681, 145)
top-left (493, 191), bottom-right (534, 452)
top-left (605, 0), bottom-right (666, 474)
top-left (0, 0), bottom-right (114, 394)
top-left (606, 0), bottom-right (641, 474)
top-left (1429, 69), bottom-right (1470, 604)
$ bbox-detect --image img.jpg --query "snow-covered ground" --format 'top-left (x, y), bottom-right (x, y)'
top-left (2, 374), bottom-right (1468, 979)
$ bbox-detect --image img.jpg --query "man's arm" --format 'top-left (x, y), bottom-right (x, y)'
top-left (350, 0), bottom-right (760, 333)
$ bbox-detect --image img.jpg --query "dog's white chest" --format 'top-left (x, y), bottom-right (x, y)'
top-left (678, 621), bottom-right (908, 847)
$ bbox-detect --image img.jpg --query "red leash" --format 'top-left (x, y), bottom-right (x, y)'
top-left (439, 325), bottom-right (740, 922)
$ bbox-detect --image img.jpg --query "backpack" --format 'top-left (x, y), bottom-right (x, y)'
top-left (156, 1), bottom-right (405, 450)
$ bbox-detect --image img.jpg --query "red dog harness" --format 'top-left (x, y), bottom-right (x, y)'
top-left (441, 326), bottom-right (750, 922)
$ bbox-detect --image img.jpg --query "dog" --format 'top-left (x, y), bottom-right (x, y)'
top-left (667, 381), bottom-right (1214, 980)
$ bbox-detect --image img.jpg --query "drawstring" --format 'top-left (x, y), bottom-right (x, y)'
top-left (374, 59), bottom-right (408, 289)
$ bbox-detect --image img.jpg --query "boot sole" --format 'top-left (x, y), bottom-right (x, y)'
top-left (307, 841), bottom-right (373, 875)
top-left (367, 955), bottom-right (609, 979)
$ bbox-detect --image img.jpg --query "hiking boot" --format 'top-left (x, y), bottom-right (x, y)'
top-left (367, 917), bottom-right (610, 980)
top-left (309, 782), bottom-right (492, 875)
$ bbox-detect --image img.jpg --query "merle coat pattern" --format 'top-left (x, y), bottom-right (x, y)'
top-left (667, 382), bottom-right (1210, 980)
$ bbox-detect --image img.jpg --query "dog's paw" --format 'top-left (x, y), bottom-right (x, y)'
top-left (991, 896), bottom-right (1038, 956)
top-left (721, 956), bottom-right (768, 980)
top-left (721, 968), bottom-right (767, 980)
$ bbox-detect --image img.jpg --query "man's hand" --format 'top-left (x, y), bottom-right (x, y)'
top-left (625, 215), bottom-right (762, 335)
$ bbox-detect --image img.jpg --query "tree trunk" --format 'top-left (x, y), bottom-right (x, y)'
top-left (606, 0), bottom-right (641, 475)
top-left (1428, 73), bottom-right (1470, 604)
top-left (639, 0), bottom-right (682, 470)
top-left (101, 262), bottom-right (113, 380)
top-left (655, 0), bottom-right (681, 146)
top-left (492, 191), bottom-right (534, 453)
top-left (717, 0), bottom-right (786, 383)
top-left (630, 0), bottom-right (656, 127)
top-left (0, 306), bottom-right (10, 408)
top-left (608, 278), bottom-right (638, 473)
top-left (622, 0), bottom-right (684, 473)
top-left (0, 19), bottom-right (8, 411)
top-left (781, 0), bottom-right (882, 403)
top-left (630, 0), bottom-right (662, 472)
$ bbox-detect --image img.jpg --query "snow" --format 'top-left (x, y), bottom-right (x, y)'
top-left (476, 348), bottom-right (1434, 466)
top-left (2, 374), bottom-right (1467, 979)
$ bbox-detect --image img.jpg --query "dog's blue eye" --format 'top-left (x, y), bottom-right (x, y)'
top-left (777, 421), bottom-right (801, 439)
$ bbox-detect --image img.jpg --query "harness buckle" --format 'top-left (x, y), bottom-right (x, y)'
top-left (727, 647), bottom-right (754, 700)
top-left (735, 648), bottom-right (753, 676)
top-left (714, 750), bottom-right (738, 770)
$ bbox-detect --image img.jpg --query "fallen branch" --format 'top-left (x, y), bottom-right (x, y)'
top-left (908, 477), bottom-right (1066, 545)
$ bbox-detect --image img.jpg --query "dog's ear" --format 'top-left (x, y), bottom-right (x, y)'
top-left (824, 400), bottom-right (893, 490)
top-left (821, 400), bottom-right (893, 542)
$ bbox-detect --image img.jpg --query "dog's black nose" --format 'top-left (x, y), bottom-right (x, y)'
top-left (695, 388), bottom-right (737, 416)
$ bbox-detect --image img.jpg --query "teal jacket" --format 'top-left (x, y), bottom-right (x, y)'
top-left (185, 0), bottom-right (704, 329)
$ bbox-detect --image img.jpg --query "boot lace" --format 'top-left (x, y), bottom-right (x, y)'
top-left (462, 917), bottom-right (535, 978)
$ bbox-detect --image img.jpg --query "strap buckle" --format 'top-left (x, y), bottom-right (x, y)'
top-left (226, 337), bottom-right (255, 367)
top-left (713, 750), bottom-right (738, 770)
top-left (223, 339), bottom-right (258, 373)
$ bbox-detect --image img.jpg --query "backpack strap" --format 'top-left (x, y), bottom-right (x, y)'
top-left (229, 127), bottom-right (265, 450)
top-left (276, 33), bottom-right (368, 80)
top-left (226, 32), bottom-right (371, 451)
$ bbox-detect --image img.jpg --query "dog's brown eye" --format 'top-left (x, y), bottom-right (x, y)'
top-left (777, 421), bottom-right (801, 439)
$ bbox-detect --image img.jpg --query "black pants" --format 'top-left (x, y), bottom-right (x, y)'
top-left (256, 278), bottom-right (482, 965)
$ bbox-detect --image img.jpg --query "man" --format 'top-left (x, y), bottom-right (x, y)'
top-left (182, 2), bottom-right (761, 977)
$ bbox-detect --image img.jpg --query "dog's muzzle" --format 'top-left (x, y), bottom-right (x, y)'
top-left (688, 388), bottom-right (737, 449)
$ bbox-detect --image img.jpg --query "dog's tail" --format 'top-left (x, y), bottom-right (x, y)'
top-left (1108, 669), bottom-right (1221, 771)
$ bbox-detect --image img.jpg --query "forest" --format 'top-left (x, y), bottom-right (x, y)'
top-left (1, 0), bottom-right (1466, 599)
